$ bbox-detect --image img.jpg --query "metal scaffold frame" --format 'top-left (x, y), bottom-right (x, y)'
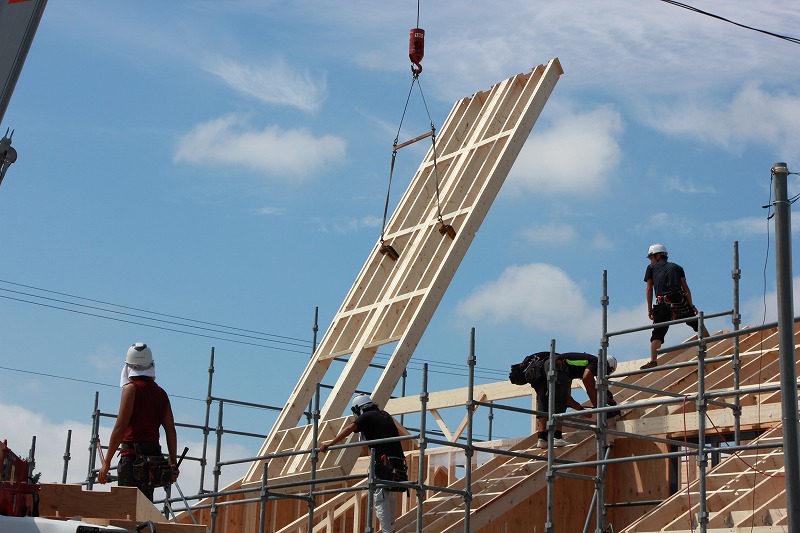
top-left (60, 241), bottom-right (795, 532)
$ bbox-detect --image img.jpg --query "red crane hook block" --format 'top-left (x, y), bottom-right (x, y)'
top-left (409, 27), bottom-right (425, 74)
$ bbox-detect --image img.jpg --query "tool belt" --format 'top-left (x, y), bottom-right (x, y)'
top-left (122, 442), bottom-right (174, 488)
top-left (376, 455), bottom-right (408, 492)
top-left (656, 290), bottom-right (695, 320)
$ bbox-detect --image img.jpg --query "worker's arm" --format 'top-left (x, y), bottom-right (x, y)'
top-left (162, 400), bottom-right (179, 480)
top-left (319, 422), bottom-right (358, 453)
top-left (98, 384), bottom-right (136, 484)
top-left (646, 279), bottom-right (655, 320)
top-left (680, 277), bottom-right (695, 308)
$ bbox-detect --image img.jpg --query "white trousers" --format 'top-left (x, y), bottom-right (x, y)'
top-left (374, 487), bottom-right (397, 533)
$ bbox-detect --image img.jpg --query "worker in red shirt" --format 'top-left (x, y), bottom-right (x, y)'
top-left (98, 342), bottom-right (179, 501)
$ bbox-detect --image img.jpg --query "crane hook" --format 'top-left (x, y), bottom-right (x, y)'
top-left (409, 28), bottom-right (425, 75)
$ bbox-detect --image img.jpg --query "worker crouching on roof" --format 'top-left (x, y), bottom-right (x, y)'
top-left (559, 352), bottom-right (621, 419)
top-left (510, 352), bottom-right (620, 448)
top-left (98, 342), bottom-right (179, 502)
top-left (509, 352), bottom-right (573, 448)
top-left (320, 394), bottom-right (408, 533)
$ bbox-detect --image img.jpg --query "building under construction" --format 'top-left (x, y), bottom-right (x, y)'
top-left (2, 57), bottom-right (798, 533)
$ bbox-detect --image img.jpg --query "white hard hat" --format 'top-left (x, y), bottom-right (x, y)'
top-left (126, 342), bottom-right (154, 369)
top-left (606, 355), bottom-right (618, 375)
top-left (647, 243), bottom-right (667, 258)
top-left (351, 394), bottom-right (375, 416)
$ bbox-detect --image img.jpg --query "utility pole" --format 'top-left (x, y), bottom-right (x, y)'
top-left (771, 162), bottom-right (800, 532)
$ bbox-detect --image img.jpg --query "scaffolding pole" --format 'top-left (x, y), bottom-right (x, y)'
top-left (200, 347), bottom-right (214, 494)
top-left (731, 241), bottom-right (742, 445)
top-left (465, 327), bottom-right (476, 532)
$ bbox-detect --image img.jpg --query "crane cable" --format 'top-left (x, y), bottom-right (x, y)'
top-left (380, 3), bottom-right (454, 258)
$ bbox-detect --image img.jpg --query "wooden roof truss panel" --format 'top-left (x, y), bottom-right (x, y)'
top-left (622, 426), bottom-right (786, 532)
top-left (242, 59), bottom-right (563, 486)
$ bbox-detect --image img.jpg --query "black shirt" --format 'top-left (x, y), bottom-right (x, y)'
top-left (644, 261), bottom-right (686, 297)
top-left (354, 408), bottom-right (405, 460)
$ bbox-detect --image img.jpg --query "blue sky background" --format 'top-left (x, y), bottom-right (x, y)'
top-left (1, 0), bottom-right (800, 494)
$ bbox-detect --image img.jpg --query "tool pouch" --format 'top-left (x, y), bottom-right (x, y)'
top-left (377, 455), bottom-right (408, 492)
top-left (132, 454), bottom-right (173, 488)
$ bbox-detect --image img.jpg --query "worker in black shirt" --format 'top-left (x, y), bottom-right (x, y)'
top-left (320, 394), bottom-right (407, 533)
top-left (643, 243), bottom-right (709, 369)
top-left (559, 352), bottom-right (621, 419)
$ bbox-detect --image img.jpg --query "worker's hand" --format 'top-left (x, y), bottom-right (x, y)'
top-left (648, 308), bottom-right (654, 320)
top-left (319, 442), bottom-right (330, 454)
top-left (171, 465), bottom-right (180, 483)
top-left (98, 461), bottom-right (111, 484)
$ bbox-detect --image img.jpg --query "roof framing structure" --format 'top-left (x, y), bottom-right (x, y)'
top-left (243, 58), bottom-right (564, 486)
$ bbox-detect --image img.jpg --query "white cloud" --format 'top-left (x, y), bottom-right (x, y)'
top-left (456, 263), bottom-right (595, 336)
top-left (519, 223), bottom-right (577, 244)
top-left (741, 275), bottom-right (800, 326)
top-left (314, 215), bottom-right (382, 234)
top-left (456, 262), bottom-right (651, 359)
top-left (254, 207), bottom-right (286, 216)
top-left (643, 84), bottom-right (800, 159)
top-left (507, 106), bottom-right (623, 196)
top-left (174, 115), bottom-right (346, 179)
top-left (636, 213), bottom-right (800, 240)
top-left (205, 56), bottom-right (327, 112)
top-left (664, 176), bottom-right (717, 194)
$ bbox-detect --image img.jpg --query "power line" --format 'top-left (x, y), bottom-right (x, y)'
top-left (659, 0), bottom-right (800, 45)
top-left (0, 364), bottom-right (204, 403)
top-left (0, 279), bottom-right (308, 345)
top-left (0, 280), bottom-right (509, 381)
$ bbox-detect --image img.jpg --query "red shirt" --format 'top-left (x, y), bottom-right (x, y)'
top-left (121, 377), bottom-right (170, 454)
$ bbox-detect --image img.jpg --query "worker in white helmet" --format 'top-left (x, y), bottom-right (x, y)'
top-left (643, 244), bottom-right (710, 369)
top-left (98, 342), bottom-right (179, 501)
top-left (320, 394), bottom-right (407, 532)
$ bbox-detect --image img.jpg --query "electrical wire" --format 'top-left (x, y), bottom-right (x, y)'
top-left (0, 279), bottom-right (510, 382)
top-left (659, 0), bottom-right (800, 45)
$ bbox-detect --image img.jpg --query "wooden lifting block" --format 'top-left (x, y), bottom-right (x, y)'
top-left (438, 222), bottom-right (456, 239)
top-left (379, 243), bottom-right (400, 261)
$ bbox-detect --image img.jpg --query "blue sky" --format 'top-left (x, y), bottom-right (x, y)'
top-left (1, 1), bottom-right (799, 492)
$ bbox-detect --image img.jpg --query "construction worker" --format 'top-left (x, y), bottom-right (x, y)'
top-left (559, 352), bottom-right (621, 419)
top-left (98, 342), bottom-right (179, 502)
top-left (320, 394), bottom-right (407, 533)
top-left (643, 244), bottom-right (710, 369)
top-left (510, 352), bottom-right (574, 448)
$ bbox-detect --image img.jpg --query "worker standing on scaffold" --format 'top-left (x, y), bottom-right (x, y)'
top-left (320, 394), bottom-right (408, 533)
top-left (643, 243), bottom-right (710, 369)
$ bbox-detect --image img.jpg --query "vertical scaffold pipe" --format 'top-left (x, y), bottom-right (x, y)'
top-left (258, 463), bottom-right (268, 533)
top-left (772, 162), bottom-right (800, 533)
top-left (366, 448), bottom-right (376, 533)
top-left (696, 314), bottom-right (709, 530)
top-left (200, 347), bottom-right (215, 494)
top-left (86, 392), bottom-right (100, 490)
top-left (308, 384), bottom-right (320, 533)
top-left (465, 328), bottom-right (476, 531)
top-left (416, 363), bottom-right (429, 531)
top-left (545, 340), bottom-right (557, 533)
top-left (731, 242), bottom-right (742, 445)
top-left (597, 270), bottom-right (610, 532)
top-left (307, 308), bottom-right (319, 425)
top-left (209, 400), bottom-right (224, 533)
top-left (62, 429), bottom-right (72, 484)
